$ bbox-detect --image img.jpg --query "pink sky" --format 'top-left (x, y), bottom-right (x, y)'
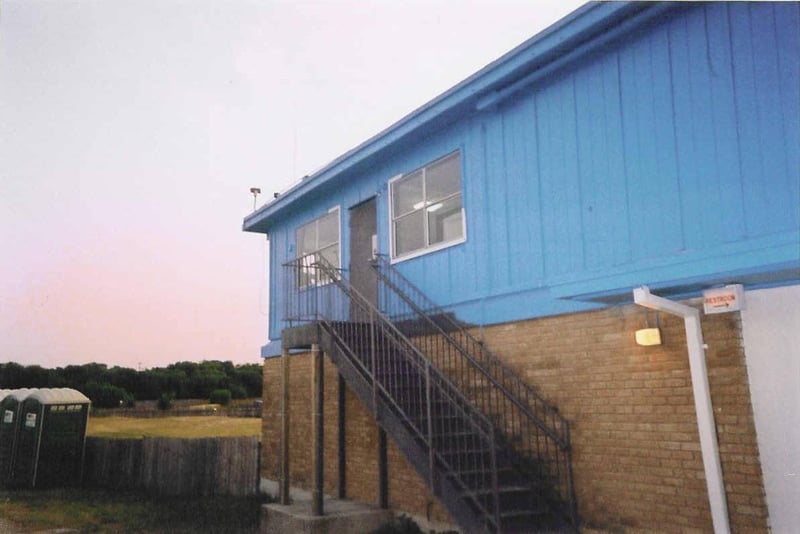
top-left (0, 0), bottom-right (585, 370)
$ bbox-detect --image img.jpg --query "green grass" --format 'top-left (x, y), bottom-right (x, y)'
top-left (87, 416), bottom-right (261, 439)
top-left (0, 488), bottom-right (267, 533)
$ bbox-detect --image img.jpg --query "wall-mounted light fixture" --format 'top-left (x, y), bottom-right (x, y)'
top-left (635, 310), bottom-right (662, 346)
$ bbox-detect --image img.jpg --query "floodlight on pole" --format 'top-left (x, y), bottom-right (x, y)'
top-left (250, 187), bottom-right (261, 211)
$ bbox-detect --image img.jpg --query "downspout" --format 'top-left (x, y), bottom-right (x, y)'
top-left (633, 286), bottom-right (731, 534)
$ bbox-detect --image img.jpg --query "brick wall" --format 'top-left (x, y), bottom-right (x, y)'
top-left (477, 300), bottom-right (767, 532)
top-left (261, 351), bottom-right (451, 524)
top-left (261, 299), bottom-right (768, 532)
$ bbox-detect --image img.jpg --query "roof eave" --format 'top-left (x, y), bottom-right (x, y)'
top-left (243, 1), bottom-right (673, 234)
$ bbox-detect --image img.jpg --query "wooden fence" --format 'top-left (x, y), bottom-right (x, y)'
top-left (91, 404), bottom-right (262, 419)
top-left (84, 436), bottom-right (260, 496)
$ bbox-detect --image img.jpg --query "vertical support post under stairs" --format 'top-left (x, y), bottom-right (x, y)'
top-left (311, 343), bottom-right (324, 516)
top-left (378, 426), bottom-right (388, 509)
top-left (279, 348), bottom-right (290, 505)
top-left (337, 373), bottom-right (346, 499)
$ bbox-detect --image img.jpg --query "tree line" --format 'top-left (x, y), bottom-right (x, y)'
top-left (0, 360), bottom-right (262, 408)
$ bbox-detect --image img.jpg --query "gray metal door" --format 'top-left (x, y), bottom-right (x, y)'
top-left (349, 198), bottom-right (377, 311)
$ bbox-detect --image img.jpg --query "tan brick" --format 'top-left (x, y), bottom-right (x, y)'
top-left (261, 300), bottom-right (767, 533)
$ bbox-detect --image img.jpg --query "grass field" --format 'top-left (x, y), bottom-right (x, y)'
top-left (0, 488), bottom-right (267, 533)
top-left (2, 416), bottom-right (265, 532)
top-left (87, 416), bottom-right (261, 439)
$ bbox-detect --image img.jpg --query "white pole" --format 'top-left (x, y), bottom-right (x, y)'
top-left (633, 286), bottom-right (731, 534)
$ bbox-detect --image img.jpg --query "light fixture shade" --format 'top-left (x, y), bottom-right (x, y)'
top-left (635, 327), bottom-right (662, 346)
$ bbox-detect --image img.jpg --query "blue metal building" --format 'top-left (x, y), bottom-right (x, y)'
top-left (245, 3), bottom-right (799, 532)
top-left (246, 2), bottom-right (798, 349)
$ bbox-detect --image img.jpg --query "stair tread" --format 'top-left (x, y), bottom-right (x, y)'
top-left (463, 484), bottom-right (533, 497)
top-left (499, 507), bottom-right (548, 519)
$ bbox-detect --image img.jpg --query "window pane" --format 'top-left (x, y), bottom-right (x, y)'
top-left (392, 170), bottom-right (423, 215)
top-left (425, 153), bottom-right (461, 202)
top-left (394, 211), bottom-right (425, 256)
top-left (297, 253), bottom-right (316, 288)
top-left (318, 244), bottom-right (339, 269)
top-left (296, 209), bottom-right (340, 286)
top-left (297, 224), bottom-right (316, 256)
top-left (427, 194), bottom-right (463, 246)
top-left (317, 211), bottom-right (338, 248)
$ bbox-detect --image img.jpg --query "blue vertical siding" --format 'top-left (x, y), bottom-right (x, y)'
top-left (702, 3), bottom-right (746, 244)
top-left (537, 80), bottom-right (585, 276)
top-left (732, 3), bottom-right (800, 236)
top-left (504, 96), bottom-right (545, 287)
top-left (619, 24), bottom-right (684, 261)
top-left (266, 3), bottom-right (799, 339)
top-left (573, 55), bottom-right (629, 271)
top-left (776, 3), bottom-right (800, 231)
top-left (485, 113), bottom-right (511, 289)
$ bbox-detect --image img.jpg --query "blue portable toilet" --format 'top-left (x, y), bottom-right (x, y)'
top-left (0, 388), bottom-right (36, 487)
top-left (10, 388), bottom-right (91, 489)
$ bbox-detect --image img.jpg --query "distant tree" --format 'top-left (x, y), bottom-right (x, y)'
top-left (158, 368), bottom-right (189, 398)
top-left (157, 392), bottom-right (175, 410)
top-left (190, 369), bottom-right (226, 399)
top-left (23, 364), bottom-right (50, 387)
top-left (233, 364), bottom-right (263, 398)
top-left (0, 360), bottom-right (262, 402)
top-left (229, 384), bottom-right (247, 399)
top-left (209, 389), bottom-right (232, 406)
top-left (0, 363), bottom-right (51, 388)
top-left (0, 362), bottom-right (25, 388)
top-left (47, 368), bottom-right (67, 388)
top-left (109, 366), bottom-right (140, 396)
top-left (84, 381), bottom-right (135, 408)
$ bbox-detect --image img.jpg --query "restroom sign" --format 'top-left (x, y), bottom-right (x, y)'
top-left (703, 284), bottom-right (745, 314)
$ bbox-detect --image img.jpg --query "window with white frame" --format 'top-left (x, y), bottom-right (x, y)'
top-left (390, 151), bottom-right (464, 259)
top-left (296, 208), bottom-right (340, 287)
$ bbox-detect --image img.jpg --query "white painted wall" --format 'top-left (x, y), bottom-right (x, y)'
top-left (740, 284), bottom-right (800, 534)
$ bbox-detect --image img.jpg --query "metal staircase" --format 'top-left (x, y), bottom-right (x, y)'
top-left (282, 256), bottom-right (577, 533)
top-left (371, 255), bottom-right (577, 528)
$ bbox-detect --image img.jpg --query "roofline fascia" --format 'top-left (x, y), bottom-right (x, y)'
top-left (243, 1), bottom-right (676, 234)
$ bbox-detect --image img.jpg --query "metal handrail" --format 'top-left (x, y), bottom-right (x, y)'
top-left (372, 254), bottom-right (577, 527)
top-left (283, 257), bottom-right (502, 532)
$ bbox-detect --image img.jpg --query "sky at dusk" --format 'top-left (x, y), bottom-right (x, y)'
top-left (1, 0), bottom-right (585, 370)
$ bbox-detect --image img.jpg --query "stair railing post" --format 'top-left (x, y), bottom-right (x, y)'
top-left (370, 305), bottom-right (377, 411)
top-left (426, 360), bottom-right (434, 488)
top-left (565, 422), bottom-right (578, 529)
top-left (490, 425), bottom-right (500, 533)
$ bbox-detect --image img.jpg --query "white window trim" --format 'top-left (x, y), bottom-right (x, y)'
top-left (388, 151), bottom-right (466, 263)
top-left (296, 205), bottom-right (341, 287)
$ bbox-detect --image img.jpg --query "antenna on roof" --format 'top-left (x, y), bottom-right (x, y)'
top-left (250, 187), bottom-right (261, 211)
